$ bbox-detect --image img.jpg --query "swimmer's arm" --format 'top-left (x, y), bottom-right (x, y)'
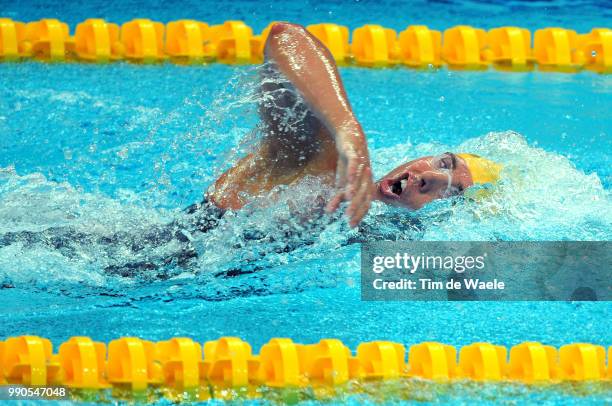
top-left (265, 22), bottom-right (374, 226)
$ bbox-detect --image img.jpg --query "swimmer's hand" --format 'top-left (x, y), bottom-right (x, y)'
top-left (325, 127), bottom-right (374, 227)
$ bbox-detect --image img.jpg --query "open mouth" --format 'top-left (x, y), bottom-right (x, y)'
top-left (379, 173), bottom-right (409, 199)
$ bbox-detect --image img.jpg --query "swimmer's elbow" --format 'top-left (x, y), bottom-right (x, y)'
top-left (269, 22), bottom-right (305, 37)
top-left (265, 22), bottom-right (308, 52)
top-left (269, 22), bottom-right (292, 36)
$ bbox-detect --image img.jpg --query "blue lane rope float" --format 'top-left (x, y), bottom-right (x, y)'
top-left (0, 18), bottom-right (610, 72)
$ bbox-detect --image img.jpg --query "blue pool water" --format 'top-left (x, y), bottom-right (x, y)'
top-left (1, 0), bottom-right (611, 404)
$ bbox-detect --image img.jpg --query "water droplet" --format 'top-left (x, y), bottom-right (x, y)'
top-left (117, 147), bottom-right (129, 159)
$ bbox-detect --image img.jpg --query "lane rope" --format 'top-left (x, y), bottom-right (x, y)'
top-left (0, 19), bottom-right (610, 72)
top-left (0, 336), bottom-right (610, 391)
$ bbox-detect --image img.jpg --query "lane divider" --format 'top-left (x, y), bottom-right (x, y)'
top-left (74, 19), bottom-right (121, 62)
top-left (0, 336), bottom-right (610, 392)
top-left (485, 27), bottom-right (533, 70)
top-left (0, 18), bottom-right (610, 72)
top-left (398, 25), bottom-right (442, 68)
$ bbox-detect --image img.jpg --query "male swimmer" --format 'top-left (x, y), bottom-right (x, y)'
top-left (206, 22), bottom-right (501, 227)
top-left (0, 23), bottom-right (502, 277)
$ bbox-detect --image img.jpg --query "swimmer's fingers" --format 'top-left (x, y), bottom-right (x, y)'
top-left (326, 155), bottom-right (350, 213)
top-left (346, 166), bottom-right (373, 227)
top-left (345, 153), bottom-right (359, 198)
top-left (326, 189), bottom-right (345, 212)
top-left (328, 150), bottom-right (373, 226)
top-left (345, 166), bottom-right (370, 217)
top-left (349, 193), bottom-right (372, 227)
top-left (335, 156), bottom-right (348, 189)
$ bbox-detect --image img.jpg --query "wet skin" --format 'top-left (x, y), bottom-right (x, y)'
top-left (374, 153), bottom-right (474, 210)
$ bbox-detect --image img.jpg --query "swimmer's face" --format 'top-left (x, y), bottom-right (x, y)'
top-left (374, 152), bottom-right (473, 210)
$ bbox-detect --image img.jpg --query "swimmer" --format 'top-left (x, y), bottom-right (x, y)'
top-left (0, 23), bottom-right (502, 278)
top-left (206, 23), bottom-right (501, 227)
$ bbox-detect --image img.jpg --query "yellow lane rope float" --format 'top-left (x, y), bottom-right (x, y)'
top-left (0, 18), bottom-right (610, 72)
top-left (0, 336), bottom-right (610, 393)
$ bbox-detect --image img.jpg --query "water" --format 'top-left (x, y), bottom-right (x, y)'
top-left (1, 0), bottom-right (611, 404)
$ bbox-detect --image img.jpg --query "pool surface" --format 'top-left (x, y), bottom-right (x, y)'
top-left (1, 0), bottom-right (611, 404)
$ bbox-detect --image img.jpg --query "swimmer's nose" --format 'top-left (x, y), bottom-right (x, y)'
top-left (420, 171), bottom-right (450, 194)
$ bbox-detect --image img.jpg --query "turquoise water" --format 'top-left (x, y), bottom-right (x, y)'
top-left (1, 0), bottom-right (611, 404)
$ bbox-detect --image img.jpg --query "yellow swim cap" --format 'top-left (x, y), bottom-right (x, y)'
top-left (456, 153), bottom-right (502, 201)
top-left (457, 153), bottom-right (502, 185)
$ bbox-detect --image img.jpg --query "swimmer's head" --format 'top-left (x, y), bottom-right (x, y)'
top-left (374, 152), bottom-right (501, 209)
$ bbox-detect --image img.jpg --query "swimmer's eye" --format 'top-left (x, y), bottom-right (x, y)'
top-left (437, 152), bottom-right (455, 170)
